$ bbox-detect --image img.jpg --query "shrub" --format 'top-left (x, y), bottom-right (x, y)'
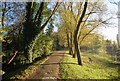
top-left (28, 33), bottom-right (53, 63)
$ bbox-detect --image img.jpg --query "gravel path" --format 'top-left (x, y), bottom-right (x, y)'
top-left (27, 51), bottom-right (65, 80)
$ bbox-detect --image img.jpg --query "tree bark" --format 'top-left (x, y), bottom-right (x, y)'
top-left (70, 32), bottom-right (73, 55)
top-left (23, 2), bottom-right (33, 61)
top-left (2, 2), bottom-right (6, 29)
top-left (73, 47), bottom-right (76, 58)
top-left (74, 1), bottom-right (88, 65)
top-left (66, 32), bottom-right (71, 54)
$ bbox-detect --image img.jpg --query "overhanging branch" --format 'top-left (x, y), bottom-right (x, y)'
top-left (39, 2), bottom-right (62, 32)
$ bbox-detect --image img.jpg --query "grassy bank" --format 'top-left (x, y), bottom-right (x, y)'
top-left (60, 51), bottom-right (120, 80)
top-left (3, 55), bottom-right (50, 79)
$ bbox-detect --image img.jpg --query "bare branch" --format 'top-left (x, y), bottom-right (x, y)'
top-left (2, 2), bottom-right (6, 28)
top-left (5, 4), bottom-right (23, 14)
top-left (78, 2), bottom-right (98, 40)
top-left (34, 2), bottom-right (44, 22)
top-left (37, 2), bottom-right (44, 26)
top-left (77, 2), bottom-right (83, 18)
top-left (40, 2), bottom-right (62, 32)
top-left (8, 51), bottom-right (18, 64)
top-left (75, 0), bottom-right (88, 38)
top-left (79, 17), bottom-right (112, 45)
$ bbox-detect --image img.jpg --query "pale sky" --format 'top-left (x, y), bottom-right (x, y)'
top-left (98, 27), bottom-right (118, 41)
top-left (98, 0), bottom-right (119, 42)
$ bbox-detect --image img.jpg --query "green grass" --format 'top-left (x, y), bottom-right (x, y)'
top-left (60, 51), bottom-right (120, 80)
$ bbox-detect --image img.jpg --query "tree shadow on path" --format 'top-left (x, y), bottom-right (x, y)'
top-left (40, 62), bottom-right (78, 65)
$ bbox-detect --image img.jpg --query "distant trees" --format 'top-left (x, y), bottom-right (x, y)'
top-left (80, 33), bottom-right (105, 54)
top-left (105, 40), bottom-right (113, 55)
top-left (105, 40), bottom-right (120, 61)
top-left (105, 40), bottom-right (118, 55)
top-left (90, 35), bottom-right (103, 54)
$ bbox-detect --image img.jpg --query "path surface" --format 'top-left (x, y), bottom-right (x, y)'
top-left (27, 51), bottom-right (65, 80)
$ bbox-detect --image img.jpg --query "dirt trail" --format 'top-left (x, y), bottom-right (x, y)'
top-left (27, 51), bottom-right (65, 80)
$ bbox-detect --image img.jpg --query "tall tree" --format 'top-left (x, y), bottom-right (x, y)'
top-left (23, 2), bottom-right (61, 62)
top-left (74, 1), bottom-right (88, 65)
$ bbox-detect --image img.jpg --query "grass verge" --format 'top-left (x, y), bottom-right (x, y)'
top-left (60, 51), bottom-right (120, 80)
top-left (3, 55), bottom-right (51, 79)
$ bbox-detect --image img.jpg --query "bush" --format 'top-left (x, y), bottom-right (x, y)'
top-left (28, 33), bottom-right (53, 63)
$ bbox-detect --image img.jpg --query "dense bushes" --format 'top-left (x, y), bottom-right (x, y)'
top-left (28, 33), bottom-right (53, 63)
top-left (2, 2), bottom-right (56, 75)
top-left (2, 32), bottom-right (54, 72)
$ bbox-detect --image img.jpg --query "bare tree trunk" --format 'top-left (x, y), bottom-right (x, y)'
top-left (74, 1), bottom-right (88, 65)
top-left (2, 2), bottom-right (6, 28)
top-left (23, 2), bottom-right (33, 61)
top-left (70, 32), bottom-right (74, 55)
top-left (69, 41), bottom-right (72, 55)
top-left (74, 36), bottom-right (82, 65)
top-left (73, 47), bottom-right (76, 58)
top-left (66, 32), bottom-right (71, 54)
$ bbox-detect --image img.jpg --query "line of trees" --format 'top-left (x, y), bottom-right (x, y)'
top-left (57, 1), bottom-right (112, 65)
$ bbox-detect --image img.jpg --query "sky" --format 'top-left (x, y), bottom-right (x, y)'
top-left (98, 0), bottom-right (119, 42)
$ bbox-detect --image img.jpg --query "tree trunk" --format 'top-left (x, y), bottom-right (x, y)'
top-left (70, 32), bottom-right (74, 55)
top-left (73, 47), bottom-right (76, 58)
top-left (66, 32), bottom-right (71, 54)
top-left (74, 33), bottom-right (82, 65)
top-left (69, 38), bottom-right (73, 55)
top-left (23, 2), bottom-right (33, 61)
top-left (74, 1), bottom-right (88, 65)
top-left (2, 2), bottom-right (6, 29)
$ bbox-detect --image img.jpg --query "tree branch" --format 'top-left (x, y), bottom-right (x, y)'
top-left (2, 2), bottom-right (6, 29)
top-left (34, 2), bottom-right (44, 22)
top-left (39, 2), bottom-right (62, 32)
top-left (77, 2), bottom-right (83, 18)
top-left (79, 17), bottom-right (112, 45)
top-left (78, 2), bottom-right (98, 40)
top-left (75, 0), bottom-right (88, 38)
top-left (8, 51), bottom-right (18, 64)
top-left (5, 4), bottom-right (23, 14)
top-left (37, 2), bottom-right (44, 27)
